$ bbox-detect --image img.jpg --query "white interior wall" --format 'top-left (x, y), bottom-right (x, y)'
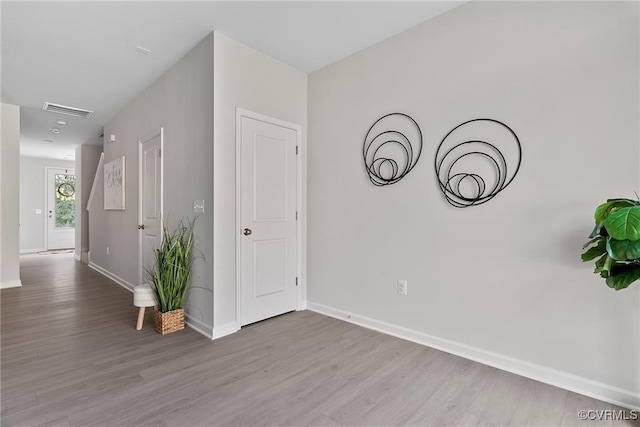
top-left (19, 156), bottom-right (75, 253)
top-left (212, 32), bottom-right (307, 334)
top-left (89, 34), bottom-right (214, 331)
top-left (74, 143), bottom-right (102, 261)
top-left (86, 31), bottom-right (307, 337)
top-left (1, 103), bottom-right (21, 288)
top-left (307, 1), bottom-right (639, 407)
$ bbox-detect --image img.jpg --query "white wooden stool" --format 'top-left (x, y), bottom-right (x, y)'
top-left (133, 284), bottom-right (155, 330)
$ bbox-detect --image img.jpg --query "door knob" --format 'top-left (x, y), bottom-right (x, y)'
top-left (243, 228), bottom-right (252, 236)
top-left (138, 224), bottom-right (145, 230)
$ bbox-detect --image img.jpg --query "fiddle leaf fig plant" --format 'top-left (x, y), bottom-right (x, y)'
top-left (582, 198), bottom-right (640, 290)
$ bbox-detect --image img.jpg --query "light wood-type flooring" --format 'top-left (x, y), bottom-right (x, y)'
top-left (1, 254), bottom-right (637, 426)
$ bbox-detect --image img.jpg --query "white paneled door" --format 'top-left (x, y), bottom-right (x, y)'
top-left (46, 167), bottom-right (75, 250)
top-left (240, 116), bottom-right (298, 326)
top-left (138, 130), bottom-right (163, 285)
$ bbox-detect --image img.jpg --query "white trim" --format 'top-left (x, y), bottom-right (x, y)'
top-left (82, 250), bottom-right (90, 264)
top-left (88, 263), bottom-right (212, 338)
top-left (235, 112), bottom-right (242, 327)
top-left (88, 262), bottom-right (135, 292)
top-left (44, 166), bottom-right (49, 250)
top-left (185, 316), bottom-right (239, 341)
top-left (185, 314), bottom-right (215, 339)
top-left (86, 152), bottom-right (104, 211)
top-left (74, 254), bottom-right (81, 261)
top-left (307, 302), bottom-right (640, 411)
top-left (1, 280), bottom-right (22, 289)
top-left (212, 321), bottom-right (240, 340)
top-left (235, 108), bottom-right (306, 328)
top-left (19, 248), bottom-right (45, 254)
top-left (138, 129), bottom-right (164, 286)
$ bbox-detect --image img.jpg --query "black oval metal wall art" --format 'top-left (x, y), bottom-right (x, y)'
top-left (363, 113), bottom-right (423, 186)
top-left (434, 118), bottom-right (522, 208)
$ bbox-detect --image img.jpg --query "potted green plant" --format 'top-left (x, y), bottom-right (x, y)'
top-left (582, 198), bottom-right (640, 290)
top-left (147, 218), bottom-right (196, 334)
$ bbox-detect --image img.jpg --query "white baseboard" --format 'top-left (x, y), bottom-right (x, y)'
top-left (185, 315), bottom-right (238, 341)
top-left (1, 280), bottom-right (22, 289)
top-left (19, 248), bottom-right (45, 254)
top-left (185, 314), bottom-right (214, 339)
top-left (74, 254), bottom-right (81, 261)
top-left (307, 301), bottom-right (640, 411)
top-left (88, 262), bottom-right (135, 292)
top-left (87, 263), bottom-right (217, 339)
top-left (212, 321), bottom-right (240, 340)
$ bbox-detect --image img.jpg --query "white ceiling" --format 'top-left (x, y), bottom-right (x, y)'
top-left (1, 1), bottom-right (463, 160)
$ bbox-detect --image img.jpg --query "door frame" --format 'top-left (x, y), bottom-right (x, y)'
top-left (235, 108), bottom-right (306, 327)
top-left (138, 128), bottom-right (164, 285)
top-left (44, 166), bottom-right (76, 251)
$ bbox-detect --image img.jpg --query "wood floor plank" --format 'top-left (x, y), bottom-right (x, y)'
top-left (403, 359), bottom-right (494, 426)
top-left (507, 379), bottom-right (568, 426)
top-left (2, 253), bottom-right (633, 426)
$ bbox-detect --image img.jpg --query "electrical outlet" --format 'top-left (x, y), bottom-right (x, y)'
top-left (397, 280), bottom-right (408, 295)
top-left (106, 246), bottom-right (110, 255)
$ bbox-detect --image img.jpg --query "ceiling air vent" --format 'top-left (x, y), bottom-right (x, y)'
top-left (42, 102), bottom-right (94, 119)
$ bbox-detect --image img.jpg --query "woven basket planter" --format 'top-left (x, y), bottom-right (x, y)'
top-left (154, 308), bottom-right (185, 335)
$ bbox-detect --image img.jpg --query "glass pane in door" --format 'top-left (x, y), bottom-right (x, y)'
top-left (55, 174), bottom-right (76, 228)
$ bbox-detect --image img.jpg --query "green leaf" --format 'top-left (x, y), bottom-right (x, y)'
top-left (582, 236), bottom-right (602, 250)
top-left (594, 255), bottom-right (614, 278)
top-left (594, 199), bottom-right (639, 224)
top-left (605, 264), bottom-right (640, 290)
top-left (601, 255), bottom-right (614, 278)
top-left (147, 217), bottom-right (198, 313)
top-left (593, 254), bottom-right (607, 275)
top-left (581, 238), bottom-right (606, 261)
top-left (603, 206), bottom-right (640, 241)
top-left (606, 238), bottom-right (640, 261)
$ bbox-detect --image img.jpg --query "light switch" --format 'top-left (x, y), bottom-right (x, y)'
top-left (35, 209), bottom-right (42, 214)
top-left (193, 200), bottom-right (205, 213)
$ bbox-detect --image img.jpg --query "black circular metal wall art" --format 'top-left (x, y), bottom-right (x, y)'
top-left (435, 118), bottom-right (522, 208)
top-left (363, 113), bottom-right (423, 186)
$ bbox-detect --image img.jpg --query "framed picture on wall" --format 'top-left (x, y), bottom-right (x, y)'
top-left (104, 156), bottom-right (125, 210)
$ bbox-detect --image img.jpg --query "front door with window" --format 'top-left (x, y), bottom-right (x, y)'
top-left (46, 167), bottom-right (75, 250)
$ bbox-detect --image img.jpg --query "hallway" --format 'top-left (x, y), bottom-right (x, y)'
top-left (1, 253), bottom-right (208, 425)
